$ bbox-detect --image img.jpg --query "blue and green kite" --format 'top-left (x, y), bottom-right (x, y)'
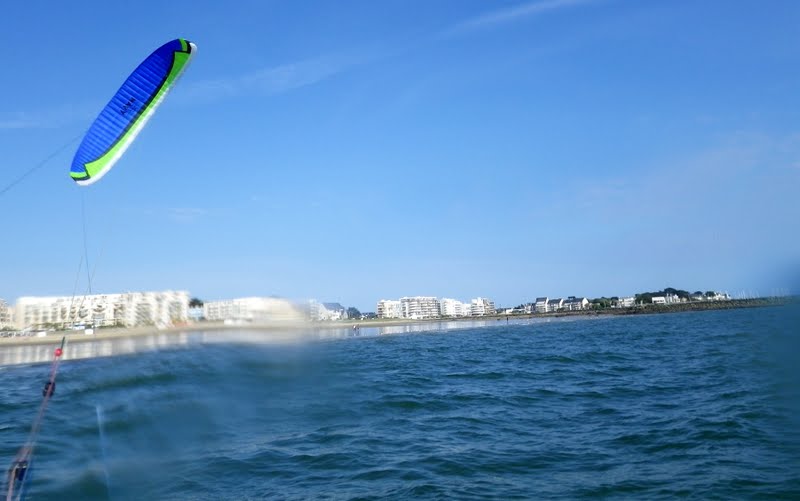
top-left (70, 38), bottom-right (196, 186)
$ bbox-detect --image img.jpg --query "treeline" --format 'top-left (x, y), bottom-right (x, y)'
top-left (634, 287), bottom-right (718, 304)
top-left (583, 287), bottom-right (721, 308)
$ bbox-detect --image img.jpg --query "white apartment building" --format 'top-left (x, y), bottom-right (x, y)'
top-left (440, 298), bottom-right (472, 318)
top-left (470, 297), bottom-right (496, 316)
top-left (14, 290), bottom-right (190, 329)
top-left (0, 299), bottom-right (12, 328)
top-left (376, 300), bottom-right (402, 319)
top-left (400, 296), bottom-right (441, 319)
top-left (203, 297), bottom-right (302, 323)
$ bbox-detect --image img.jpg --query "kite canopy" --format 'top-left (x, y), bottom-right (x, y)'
top-left (69, 38), bottom-right (196, 186)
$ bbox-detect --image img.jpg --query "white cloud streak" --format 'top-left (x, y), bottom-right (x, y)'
top-left (0, 113), bottom-right (39, 130)
top-left (2, 53), bottom-right (362, 129)
top-left (180, 55), bottom-right (362, 103)
top-left (0, 103), bottom-right (98, 130)
top-left (168, 207), bottom-right (208, 224)
top-left (445, 0), bottom-right (596, 36)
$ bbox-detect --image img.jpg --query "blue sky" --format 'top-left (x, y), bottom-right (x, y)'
top-left (1, 0), bottom-right (799, 310)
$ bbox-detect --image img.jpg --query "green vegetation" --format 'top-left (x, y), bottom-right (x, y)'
top-left (590, 297), bottom-right (616, 309)
top-left (634, 287), bottom-right (706, 304)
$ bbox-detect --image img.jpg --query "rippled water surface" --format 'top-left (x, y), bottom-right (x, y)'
top-left (2, 306), bottom-right (799, 499)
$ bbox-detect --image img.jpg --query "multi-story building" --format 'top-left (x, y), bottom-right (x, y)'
top-left (440, 298), bottom-right (472, 317)
top-left (203, 297), bottom-right (302, 323)
top-left (0, 299), bottom-right (12, 328)
top-left (400, 296), bottom-right (441, 319)
top-left (547, 298), bottom-right (564, 312)
top-left (376, 300), bottom-right (402, 319)
top-left (14, 290), bottom-right (190, 329)
top-left (470, 297), bottom-right (496, 316)
top-left (534, 297), bottom-right (549, 313)
top-left (563, 297), bottom-right (589, 311)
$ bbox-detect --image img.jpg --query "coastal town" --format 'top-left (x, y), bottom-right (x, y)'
top-left (0, 287), bottom-right (750, 336)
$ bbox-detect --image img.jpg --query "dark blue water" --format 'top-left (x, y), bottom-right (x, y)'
top-left (2, 307), bottom-right (799, 499)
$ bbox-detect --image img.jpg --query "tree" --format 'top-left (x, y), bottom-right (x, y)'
top-left (664, 287), bottom-right (690, 299)
top-left (591, 297), bottom-right (612, 309)
top-left (189, 297), bottom-right (204, 308)
top-left (347, 307), bottom-right (361, 319)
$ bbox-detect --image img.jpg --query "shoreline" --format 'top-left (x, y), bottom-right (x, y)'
top-left (0, 298), bottom-right (788, 349)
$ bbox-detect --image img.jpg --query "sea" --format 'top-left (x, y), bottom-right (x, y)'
top-left (1, 306), bottom-right (799, 500)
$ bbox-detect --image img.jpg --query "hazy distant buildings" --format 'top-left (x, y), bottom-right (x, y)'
top-left (14, 290), bottom-right (190, 329)
top-left (310, 302), bottom-right (347, 321)
top-left (376, 296), bottom-right (496, 319)
top-left (203, 297), bottom-right (302, 323)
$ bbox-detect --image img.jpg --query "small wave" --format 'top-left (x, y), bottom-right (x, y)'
top-left (72, 371), bottom-right (179, 396)
top-left (444, 371), bottom-right (506, 380)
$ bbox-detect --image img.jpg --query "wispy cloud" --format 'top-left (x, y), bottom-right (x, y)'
top-left (444, 0), bottom-right (596, 36)
top-left (134, 207), bottom-right (210, 224)
top-left (0, 112), bottom-right (39, 130)
top-left (0, 102), bottom-right (99, 130)
top-left (180, 54), bottom-right (366, 103)
top-left (559, 131), bottom-right (800, 237)
top-left (167, 207), bottom-right (208, 224)
top-left (2, 53), bottom-right (366, 129)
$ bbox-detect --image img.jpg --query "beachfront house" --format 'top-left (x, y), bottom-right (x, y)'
top-left (547, 298), bottom-right (564, 312)
top-left (535, 297), bottom-right (549, 313)
top-left (319, 302), bottom-right (347, 321)
top-left (614, 297), bottom-right (636, 308)
top-left (564, 297), bottom-right (589, 311)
